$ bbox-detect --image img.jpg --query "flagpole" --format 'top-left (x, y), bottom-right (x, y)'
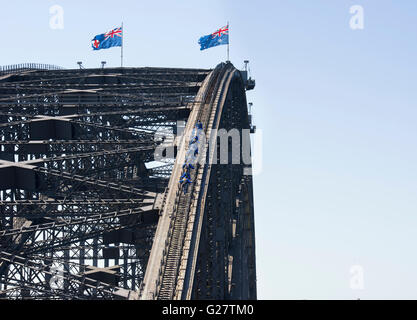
top-left (227, 21), bottom-right (230, 62)
top-left (121, 22), bottom-right (124, 68)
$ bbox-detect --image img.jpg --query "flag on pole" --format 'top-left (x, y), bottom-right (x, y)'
top-left (92, 26), bottom-right (123, 50)
top-left (198, 25), bottom-right (229, 51)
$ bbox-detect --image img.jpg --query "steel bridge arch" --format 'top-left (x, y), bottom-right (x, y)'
top-left (142, 62), bottom-right (256, 300)
top-left (0, 62), bottom-right (256, 300)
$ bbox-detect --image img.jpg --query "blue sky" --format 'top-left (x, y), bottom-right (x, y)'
top-left (1, 0), bottom-right (417, 299)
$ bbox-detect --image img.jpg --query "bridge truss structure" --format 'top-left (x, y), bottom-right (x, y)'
top-left (0, 62), bottom-right (256, 300)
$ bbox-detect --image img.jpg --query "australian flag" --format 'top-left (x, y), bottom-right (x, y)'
top-left (92, 27), bottom-right (123, 50)
top-left (198, 25), bottom-right (229, 51)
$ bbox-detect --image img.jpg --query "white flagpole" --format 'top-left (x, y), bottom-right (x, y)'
top-left (227, 21), bottom-right (230, 62)
top-left (121, 22), bottom-right (124, 68)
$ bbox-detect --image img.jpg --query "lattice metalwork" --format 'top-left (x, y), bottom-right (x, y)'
top-left (0, 63), bottom-right (256, 300)
top-left (0, 66), bottom-right (209, 299)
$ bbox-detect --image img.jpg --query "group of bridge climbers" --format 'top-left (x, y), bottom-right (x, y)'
top-left (179, 120), bottom-right (204, 194)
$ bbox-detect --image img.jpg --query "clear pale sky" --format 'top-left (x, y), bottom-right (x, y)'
top-left (1, 0), bottom-right (417, 299)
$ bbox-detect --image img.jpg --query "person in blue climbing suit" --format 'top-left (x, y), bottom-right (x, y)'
top-left (182, 162), bottom-right (195, 171)
top-left (189, 134), bottom-right (199, 145)
top-left (183, 163), bottom-right (195, 175)
top-left (179, 175), bottom-right (192, 194)
top-left (189, 121), bottom-right (202, 144)
top-left (180, 169), bottom-right (191, 181)
top-left (193, 147), bottom-right (199, 157)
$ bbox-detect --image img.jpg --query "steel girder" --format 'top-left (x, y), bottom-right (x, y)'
top-left (0, 66), bottom-right (209, 299)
